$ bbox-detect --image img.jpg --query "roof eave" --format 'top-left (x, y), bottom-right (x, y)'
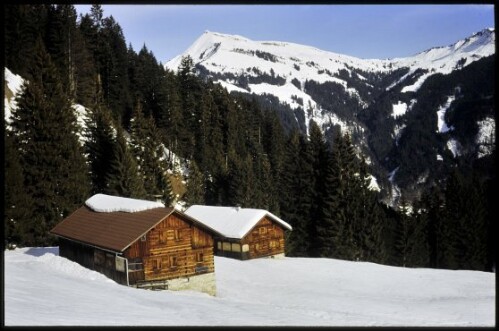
top-left (120, 208), bottom-right (175, 252)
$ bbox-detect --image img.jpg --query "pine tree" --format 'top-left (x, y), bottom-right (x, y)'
top-left (184, 160), bottom-right (206, 206)
top-left (439, 170), bottom-right (464, 269)
top-left (358, 191), bottom-right (388, 264)
top-left (262, 108), bottom-right (286, 215)
top-left (45, 4), bottom-right (78, 98)
top-left (84, 94), bottom-right (116, 194)
top-left (160, 70), bottom-right (184, 153)
top-left (73, 19), bottom-right (97, 106)
top-left (101, 16), bottom-right (132, 124)
top-left (105, 125), bottom-right (146, 199)
top-left (280, 131), bottom-right (314, 257)
top-left (419, 185), bottom-right (444, 268)
top-left (315, 146), bottom-right (339, 257)
top-left (307, 120), bottom-right (328, 257)
top-left (354, 158), bottom-right (388, 263)
top-left (395, 198), bottom-right (412, 267)
top-left (129, 101), bottom-right (173, 205)
top-left (192, 89), bottom-right (213, 169)
top-left (441, 170), bottom-right (488, 270)
top-left (409, 200), bottom-right (430, 267)
top-left (328, 131), bottom-right (358, 260)
top-left (4, 5), bottom-right (49, 78)
top-left (226, 153), bottom-right (254, 207)
top-left (394, 196), bottom-right (430, 268)
top-left (9, 37), bottom-right (90, 246)
top-left (177, 55), bottom-right (197, 155)
top-left (4, 132), bottom-right (34, 247)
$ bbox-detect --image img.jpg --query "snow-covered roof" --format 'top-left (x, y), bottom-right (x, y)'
top-left (184, 205), bottom-right (292, 239)
top-left (85, 194), bottom-right (164, 213)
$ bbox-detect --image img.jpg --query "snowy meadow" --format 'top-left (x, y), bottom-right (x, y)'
top-left (4, 247), bottom-right (495, 326)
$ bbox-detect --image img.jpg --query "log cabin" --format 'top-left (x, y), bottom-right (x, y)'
top-left (184, 205), bottom-right (292, 260)
top-left (50, 194), bottom-right (222, 295)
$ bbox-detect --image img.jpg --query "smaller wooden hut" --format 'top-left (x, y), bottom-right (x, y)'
top-left (184, 205), bottom-right (292, 260)
top-left (50, 194), bottom-right (222, 295)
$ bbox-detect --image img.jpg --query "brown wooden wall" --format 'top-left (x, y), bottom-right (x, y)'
top-left (59, 238), bottom-right (128, 285)
top-left (124, 212), bottom-right (215, 284)
top-left (240, 217), bottom-right (285, 259)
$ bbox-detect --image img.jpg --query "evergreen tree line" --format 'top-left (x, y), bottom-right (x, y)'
top-left (4, 5), bottom-right (495, 272)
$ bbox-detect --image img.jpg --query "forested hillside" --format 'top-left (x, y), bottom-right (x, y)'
top-left (3, 4), bottom-right (496, 271)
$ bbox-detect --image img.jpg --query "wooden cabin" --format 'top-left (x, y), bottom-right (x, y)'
top-left (184, 205), bottom-right (292, 260)
top-left (50, 194), bottom-right (222, 295)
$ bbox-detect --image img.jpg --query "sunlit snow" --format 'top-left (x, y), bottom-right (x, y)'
top-left (85, 194), bottom-right (164, 213)
top-left (476, 117), bottom-right (495, 158)
top-left (166, 28), bottom-right (495, 131)
top-left (392, 101), bottom-right (408, 118)
top-left (184, 205), bottom-right (291, 239)
top-left (447, 138), bottom-right (462, 158)
top-left (4, 247), bottom-right (495, 326)
top-left (4, 68), bottom-right (25, 124)
top-left (436, 95), bottom-right (456, 133)
top-left (400, 72), bottom-right (433, 93)
top-left (368, 175), bottom-right (380, 192)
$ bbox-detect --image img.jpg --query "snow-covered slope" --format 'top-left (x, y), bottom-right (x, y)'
top-left (166, 30), bottom-right (393, 80)
top-left (165, 31), bottom-right (391, 134)
top-left (4, 247), bottom-right (494, 326)
top-left (165, 29), bottom-right (495, 204)
top-left (165, 28), bottom-right (495, 135)
top-left (393, 28), bottom-right (495, 75)
top-left (166, 29), bottom-right (495, 77)
top-left (4, 67), bottom-right (90, 144)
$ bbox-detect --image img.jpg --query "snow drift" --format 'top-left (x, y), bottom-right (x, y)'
top-left (4, 247), bottom-right (495, 326)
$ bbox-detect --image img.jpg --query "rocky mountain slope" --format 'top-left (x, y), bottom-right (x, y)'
top-left (165, 28), bottom-right (495, 204)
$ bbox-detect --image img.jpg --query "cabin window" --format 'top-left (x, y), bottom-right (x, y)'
top-left (105, 253), bottom-right (115, 269)
top-left (222, 242), bottom-right (231, 251)
top-left (242, 244), bottom-right (249, 252)
top-left (270, 240), bottom-right (279, 249)
top-left (115, 256), bottom-right (125, 272)
top-left (259, 227), bottom-right (267, 235)
top-left (217, 241), bottom-right (222, 250)
top-left (196, 252), bottom-right (204, 263)
top-left (128, 258), bottom-right (143, 271)
top-left (231, 243), bottom-right (241, 252)
top-left (169, 256), bottom-right (178, 268)
top-left (152, 259), bottom-right (161, 271)
top-left (94, 250), bottom-right (105, 266)
top-left (159, 230), bottom-right (166, 244)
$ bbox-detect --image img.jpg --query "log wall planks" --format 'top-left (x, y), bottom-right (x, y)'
top-left (241, 216), bottom-right (285, 259)
top-left (215, 216), bottom-right (286, 260)
top-left (124, 212), bottom-right (215, 284)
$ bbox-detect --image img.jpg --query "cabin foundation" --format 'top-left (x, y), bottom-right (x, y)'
top-left (133, 272), bottom-right (216, 296)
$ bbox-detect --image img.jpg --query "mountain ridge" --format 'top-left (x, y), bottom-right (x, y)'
top-left (164, 28), bottom-right (494, 136)
top-left (164, 28), bottom-right (495, 205)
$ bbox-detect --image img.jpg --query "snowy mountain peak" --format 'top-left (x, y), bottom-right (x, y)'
top-left (393, 28), bottom-right (495, 74)
top-left (164, 28), bottom-right (494, 130)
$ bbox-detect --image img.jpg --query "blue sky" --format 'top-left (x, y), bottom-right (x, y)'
top-left (75, 4), bottom-right (494, 62)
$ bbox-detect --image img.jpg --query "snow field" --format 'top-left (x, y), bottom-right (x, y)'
top-left (436, 95), bottom-right (456, 133)
top-left (391, 101), bottom-right (408, 118)
top-left (4, 247), bottom-right (495, 326)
